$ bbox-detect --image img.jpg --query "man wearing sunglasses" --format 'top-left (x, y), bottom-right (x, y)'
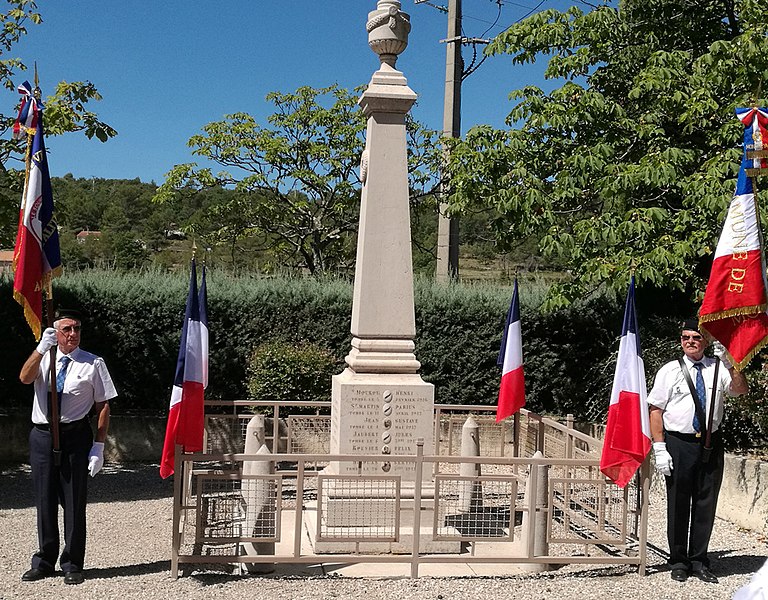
top-left (647, 318), bottom-right (748, 585)
top-left (18, 308), bottom-right (117, 586)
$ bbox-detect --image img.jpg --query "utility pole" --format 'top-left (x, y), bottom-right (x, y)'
top-left (434, 0), bottom-right (461, 283)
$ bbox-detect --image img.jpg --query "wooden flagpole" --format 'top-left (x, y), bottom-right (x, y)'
top-left (34, 65), bottom-right (62, 464)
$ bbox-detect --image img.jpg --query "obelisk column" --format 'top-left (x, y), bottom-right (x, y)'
top-left (330, 0), bottom-right (434, 482)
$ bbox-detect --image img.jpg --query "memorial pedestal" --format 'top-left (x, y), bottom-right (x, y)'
top-left (329, 368), bottom-right (434, 483)
top-left (305, 485), bottom-right (462, 554)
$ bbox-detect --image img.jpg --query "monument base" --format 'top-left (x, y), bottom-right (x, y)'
top-left (304, 485), bottom-right (462, 554)
top-left (330, 369), bottom-right (434, 483)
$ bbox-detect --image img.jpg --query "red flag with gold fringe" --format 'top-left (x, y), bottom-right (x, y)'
top-left (699, 107), bottom-right (768, 370)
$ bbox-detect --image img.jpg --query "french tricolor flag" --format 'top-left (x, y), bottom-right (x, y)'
top-left (160, 259), bottom-right (209, 479)
top-left (496, 279), bottom-right (525, 422)
top-left (599, 277), bottom-right (651, 488)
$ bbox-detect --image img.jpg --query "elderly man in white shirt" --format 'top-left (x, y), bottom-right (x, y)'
top-left (18, 308), bottom-right (117, 586)
top-left (648, 318), bottom-right (748, 585)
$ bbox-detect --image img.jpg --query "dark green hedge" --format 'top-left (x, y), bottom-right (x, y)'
top-left (1, 269), bottom-right (764, 452)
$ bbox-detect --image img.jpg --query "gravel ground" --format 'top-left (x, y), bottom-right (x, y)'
top-left (0, 462), bottom-right (765, 600)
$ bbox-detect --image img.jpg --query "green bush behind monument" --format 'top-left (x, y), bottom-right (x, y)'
top-left (1, 269), bottom-right (764, 452)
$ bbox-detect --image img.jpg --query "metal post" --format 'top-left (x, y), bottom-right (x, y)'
top-left (411, 439), bottom-right (425, 579)
top-left (171, 443), bottom-right (183, 579)
top-left (272, 405), bottom-right (280, 453)
top-left (638, 456), bottom-right (651, 575)
top-left (294, 459), bottom-right (305, 558)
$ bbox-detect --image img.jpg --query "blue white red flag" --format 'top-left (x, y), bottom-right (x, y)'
top-left (13, 81), bottom-right (40, 140)
top-left (12, 86), bottom-right (61, 339)
top-left (736, 106), bottom-right (768, 175)
top-left (496, 279), bottom-right (525, 422)
top-left (599, 277), bottom-right (651, 487)
top-left (160, 260), bottom-right (209, 479)
top-left (699, 108), bottom-right (768, 370)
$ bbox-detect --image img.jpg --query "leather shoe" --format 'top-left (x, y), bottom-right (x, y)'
top-left (22, 567), bottom-right (53, 582)
top-left (671, 568), bottom-right (689, 582)
top-left (64, 571), bottom-right (84, 585)
top-left (692, 567), bottom-right (718, 583)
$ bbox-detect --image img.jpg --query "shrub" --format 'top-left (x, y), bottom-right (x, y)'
top-left (246, 340), bottom-right (339, 411)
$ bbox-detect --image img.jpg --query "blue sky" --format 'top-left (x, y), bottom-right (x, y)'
top-left (10, 1), bottom-right (575, 184)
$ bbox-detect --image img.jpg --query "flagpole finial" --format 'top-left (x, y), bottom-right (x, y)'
top-left (628, 257), bottom-right (638, 279)
top-left (33, 62), bottom-right (40, 99)
top-left (191, 238), bottom-right (197, 259)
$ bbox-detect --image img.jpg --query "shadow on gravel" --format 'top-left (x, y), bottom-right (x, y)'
top-left (709, 552), bottom-right (767, 577)
top-left (627, 552), bottom-right (766, 579)
top-left (0, 463), bottom-right (173, 509)
top-left (84, 559), bottom-right (171, 579)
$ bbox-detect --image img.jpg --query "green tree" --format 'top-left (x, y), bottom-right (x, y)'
top-left (0, 1), bottom-right (116, 247)
top-left (155, 84), bottom-right (442, 275)
top-left (448, 0), bottom-right (768, 309)
top-left (52, 176), bottom-right (162, 269)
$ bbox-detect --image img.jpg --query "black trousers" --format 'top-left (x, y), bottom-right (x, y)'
top-left (29, 419), bottom-right (92, 573)
top-left (664, 431), bottom-right (724, 572)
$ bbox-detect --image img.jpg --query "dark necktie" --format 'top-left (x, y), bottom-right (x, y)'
top-left (692, 362), bottom-right (706, 432)
top-left (56, 356), bottom-right (71, 394)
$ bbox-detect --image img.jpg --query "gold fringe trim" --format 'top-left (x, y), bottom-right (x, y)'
top-left (733, 335), bottom-right (768, 371)
top-left (699, 306), bottom-right (768, 371)
top-left (699, 304), bottom-right (768, 323)
top-left (12, 288), bottom-right (41, 340)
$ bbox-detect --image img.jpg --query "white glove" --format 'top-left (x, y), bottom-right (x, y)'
top-left (653, 441), bottom-right (673, 476)
top-left (36, 327), bottom-right (57, 355)
top-left (713, 341), bottom-right (733, 370)
top-left (88, 442), bottom-right (104, 477)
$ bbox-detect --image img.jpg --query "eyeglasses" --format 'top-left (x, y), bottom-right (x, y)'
top-left (681, 334), bottom-right (703, 341)
top-left (58, 325), bottom-right (82, 334)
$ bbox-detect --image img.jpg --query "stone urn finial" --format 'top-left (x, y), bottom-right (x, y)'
top-left (366, 0), bottom-right (411, 68)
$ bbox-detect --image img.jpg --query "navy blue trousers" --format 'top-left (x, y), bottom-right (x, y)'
top-left (664, 431), bottom-right (724, 572)
top-left (29, 419), bottom-right (92, 574)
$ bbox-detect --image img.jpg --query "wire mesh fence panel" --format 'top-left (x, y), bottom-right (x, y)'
top-left (316, 474), bottom-right (401, 542)
top-left (240, 474), bottom-right (282, 542)
top-left (543, 430), bottom-right (568, 459)
top-left (204, 415), bottom-right (245, 454)
top-left (476, 417), bottom-right (512, 457)
top-left (437, 415), bottom-right (512, 457)
top-left (195, 474), bottom-right (246, 543)
top-left (519, 417), bottom-right (543, 457)
top-left (287, 415), bottom-right (331, 454)
top-left (547, 472), bottom-right (630, 547)
top-left (433, 474), bottom-right (520, 541)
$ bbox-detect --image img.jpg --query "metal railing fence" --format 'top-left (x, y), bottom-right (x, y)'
top-left (171, 401), bottom-right (649, 579)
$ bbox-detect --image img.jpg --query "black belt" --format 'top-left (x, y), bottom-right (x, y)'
top-left (33, 417), bottom-right (89, 432)
top-left (666, 430), bottom-right (720, 442)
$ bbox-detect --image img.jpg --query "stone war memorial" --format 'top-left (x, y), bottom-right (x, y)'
top-left (170, 0), bottom-right (653, 578)
top-left (328, 0), bottom-right (434, 482)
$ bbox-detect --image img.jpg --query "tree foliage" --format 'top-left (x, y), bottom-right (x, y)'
top-left (447, 0), bottom-right (768, 309)
top-left (155, 84), bottom-right (442, 275)
top-left (0, 0), bottom-right (116, 247)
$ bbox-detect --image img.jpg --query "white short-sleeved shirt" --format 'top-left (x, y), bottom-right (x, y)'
top-left (647, 355), bottom-right (734, 434)
top-left (31, 346), bottom-right (118, 425)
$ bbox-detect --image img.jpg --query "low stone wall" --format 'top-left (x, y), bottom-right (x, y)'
top-left (0, 413), bottom-right (166, 463)
top-left (0, 415), bottom-right (765, 535)
top-left (718, 454), bottom-right (768, 536)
